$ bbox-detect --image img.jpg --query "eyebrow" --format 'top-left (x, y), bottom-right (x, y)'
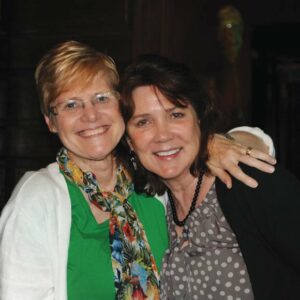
top-left (94, 91), bottom-right (112, 96)
top-left (59, 91), bottom-right (112, 102)
top-left (130, 106), bottom-right (180, 120)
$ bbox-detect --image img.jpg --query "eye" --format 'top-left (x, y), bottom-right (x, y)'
top-left (94, 93), bottom-right (110, 103)
top-left (62, 99), bottom-right (80, 111)
top-left (135, 118), bottom-right (150, 127)
top-left (171, 111), bottom-right (185, 119)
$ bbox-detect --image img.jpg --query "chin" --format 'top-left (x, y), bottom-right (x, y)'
top-left (76, 149), bottom-right (109, 162)
top-left (156, 170), bottom-right (181, 180)
top-left (88, 146), bottom-right (111, 157)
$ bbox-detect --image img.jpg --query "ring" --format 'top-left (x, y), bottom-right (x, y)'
top-left (246, 147), bottom-right (253, 156)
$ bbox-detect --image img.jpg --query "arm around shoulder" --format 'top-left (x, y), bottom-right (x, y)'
top-left (229, 126), bottom-right (275, 156)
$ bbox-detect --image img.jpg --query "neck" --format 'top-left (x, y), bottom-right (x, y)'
top-left (69, 152), bottom-right (117, 192)
top-left (165, 173), bottom-right (215, 217)
top-left (164, 173), bottom-right (198, 216)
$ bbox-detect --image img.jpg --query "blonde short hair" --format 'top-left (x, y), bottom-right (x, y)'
top-left (35, 40), bottom-right (119, 116)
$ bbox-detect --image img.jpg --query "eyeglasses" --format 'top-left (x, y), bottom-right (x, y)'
top-left (49, 91), bottom-right (120, 116)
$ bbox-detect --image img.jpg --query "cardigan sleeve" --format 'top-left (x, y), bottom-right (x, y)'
top-left (0, 171), bottom-right (55, 300)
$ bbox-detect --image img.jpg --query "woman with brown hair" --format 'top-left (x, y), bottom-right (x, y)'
top-left (120, 54), bottom-right (300, 299)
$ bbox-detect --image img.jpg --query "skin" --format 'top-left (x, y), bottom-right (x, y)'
top-left (126, 85), bottom-right (275, 235)
top-left (44, 75), bottom-right (125, 223)
top-left (207, 132), bottom-right (276, 188)
top-left (126, 86), bottom-right (214, 227)
top-left (127, 85), bottom-right (200, 182)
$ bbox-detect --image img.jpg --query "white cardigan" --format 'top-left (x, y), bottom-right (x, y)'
top-left (0, 163), bottom-right (71, 300)
top-left (0, 163), bottom-right (167, 300)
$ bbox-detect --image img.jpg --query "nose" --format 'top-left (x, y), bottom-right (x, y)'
top-left (154, 120), bottom-right (173, 143)
top-left (81, 102), bottom-right (98, 122)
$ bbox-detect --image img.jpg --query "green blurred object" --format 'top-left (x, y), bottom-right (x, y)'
top-left (218, 5), bottom-right (244, 64)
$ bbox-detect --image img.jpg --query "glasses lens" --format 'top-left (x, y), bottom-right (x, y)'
top-left (57, 99), bottom-right (82, 115)
top-left (93, 91), bottom-right (119, 111)
top-left (52, 91), bottom-right (119, 116)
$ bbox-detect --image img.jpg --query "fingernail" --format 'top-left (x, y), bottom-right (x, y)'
top-left (251, 181), bottom-right (258, 188)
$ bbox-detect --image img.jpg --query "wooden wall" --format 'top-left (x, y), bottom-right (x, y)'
top-left (0, 0), bottom-right (134, 206)
top-left (0, 0), bottom-right (300, 207)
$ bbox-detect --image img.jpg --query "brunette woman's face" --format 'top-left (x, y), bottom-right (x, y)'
top-left (126, 85), bottom-right (201, 182)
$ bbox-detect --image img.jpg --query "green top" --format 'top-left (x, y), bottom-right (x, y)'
top-left (65, 179), bottom-right (168, 300)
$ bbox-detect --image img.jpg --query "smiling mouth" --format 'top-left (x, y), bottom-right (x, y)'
top-left (78, 126), bottom-right (110, 137)
top-left (155, 148), bottom-right (181, 157)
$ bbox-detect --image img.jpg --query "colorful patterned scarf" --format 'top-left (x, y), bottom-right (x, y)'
top-left (57, 148), bottom-right (160, 299)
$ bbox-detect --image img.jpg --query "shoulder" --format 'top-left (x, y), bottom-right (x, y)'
top-left (241, 164), bottom-right (299, 196)
top-left (216, 164), bottom-right (300, 217)
top-left (128, 191), bottom-right (167, 214)
top-left (1, 162), bottom-right (69, 217)
top-left (218, 164), bottom-right (299, 195)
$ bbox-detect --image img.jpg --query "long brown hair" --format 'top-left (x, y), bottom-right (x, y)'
top-left (120, 54), bottom-right (221, 195)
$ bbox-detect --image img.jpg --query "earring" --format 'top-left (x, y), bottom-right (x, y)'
top-left (129, 150), bottom-right (138, 171)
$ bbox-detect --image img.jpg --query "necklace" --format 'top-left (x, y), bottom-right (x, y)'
top-left (167, 171), bottom-right (204, 227)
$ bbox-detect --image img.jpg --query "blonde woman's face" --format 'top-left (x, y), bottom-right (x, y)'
top-left (44, 76), bottom-right (125, 167)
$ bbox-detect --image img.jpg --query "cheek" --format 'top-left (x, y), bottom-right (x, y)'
top-left (134, 147), bottom-right (153, 171)
top-left (130, 133), bottom-right (145, 152)
top-left (114, 112), bottom-right (125, 129)
top-left (184, 121), bottom-right (201, 153)
top-left (112, 108), bottom-right (125, 129)
top-left (127, 126), bottom-right (140, 146)
top-left (55, 118), bottom-right (74, 134)
top-left (116, 122), bottom-right (126, 139)
top-left (127, 131), bottom-right (151, 160)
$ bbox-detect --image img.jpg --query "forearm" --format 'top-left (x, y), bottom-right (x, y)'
top-left (207, 127), bottom-right (276, 188)
top-left (229, 126), bottom-right (275, 156)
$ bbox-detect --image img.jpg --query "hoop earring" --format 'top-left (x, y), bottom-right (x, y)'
top-left (129, 150), bottom-right (138, 171)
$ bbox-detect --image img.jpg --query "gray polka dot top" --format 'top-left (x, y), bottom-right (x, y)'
top-left (160, 184), bottom-right (254, 300)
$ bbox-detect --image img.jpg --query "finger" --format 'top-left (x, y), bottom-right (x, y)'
top-left (231, 142), bottom-right (276, 165)
top-left (245, 148), bottom-right (277, 165)
top-left (224, 164), bottom-right (258, 188)
top-left (207, 163), bottom-right (233, 189)
top-left (239, 154), bottom-right (275, 173)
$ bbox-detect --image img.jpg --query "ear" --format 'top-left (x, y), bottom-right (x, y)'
top-left (126, 136), bottom-right (134, 151)
top-left (44, 114), bottom-right (58, 133)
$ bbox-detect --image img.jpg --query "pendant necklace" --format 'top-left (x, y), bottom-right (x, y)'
top-left (167, 171), bottom-right (204, 227)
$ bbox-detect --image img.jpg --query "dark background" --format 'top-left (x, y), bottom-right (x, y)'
top-left (0, 0), bottom-right (299, 208)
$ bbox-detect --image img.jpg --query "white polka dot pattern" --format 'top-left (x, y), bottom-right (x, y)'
top-left (160, 184), bottom-right (254, 299)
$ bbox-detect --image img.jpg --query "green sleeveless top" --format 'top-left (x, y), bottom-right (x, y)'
top-left (65, 179), bottom-right (168, 300)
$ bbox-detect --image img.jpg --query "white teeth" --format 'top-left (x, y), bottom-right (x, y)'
top-left (156, 149), bottom-right (180, 156)
top-left (79, 126), bottom-right (108, 137)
